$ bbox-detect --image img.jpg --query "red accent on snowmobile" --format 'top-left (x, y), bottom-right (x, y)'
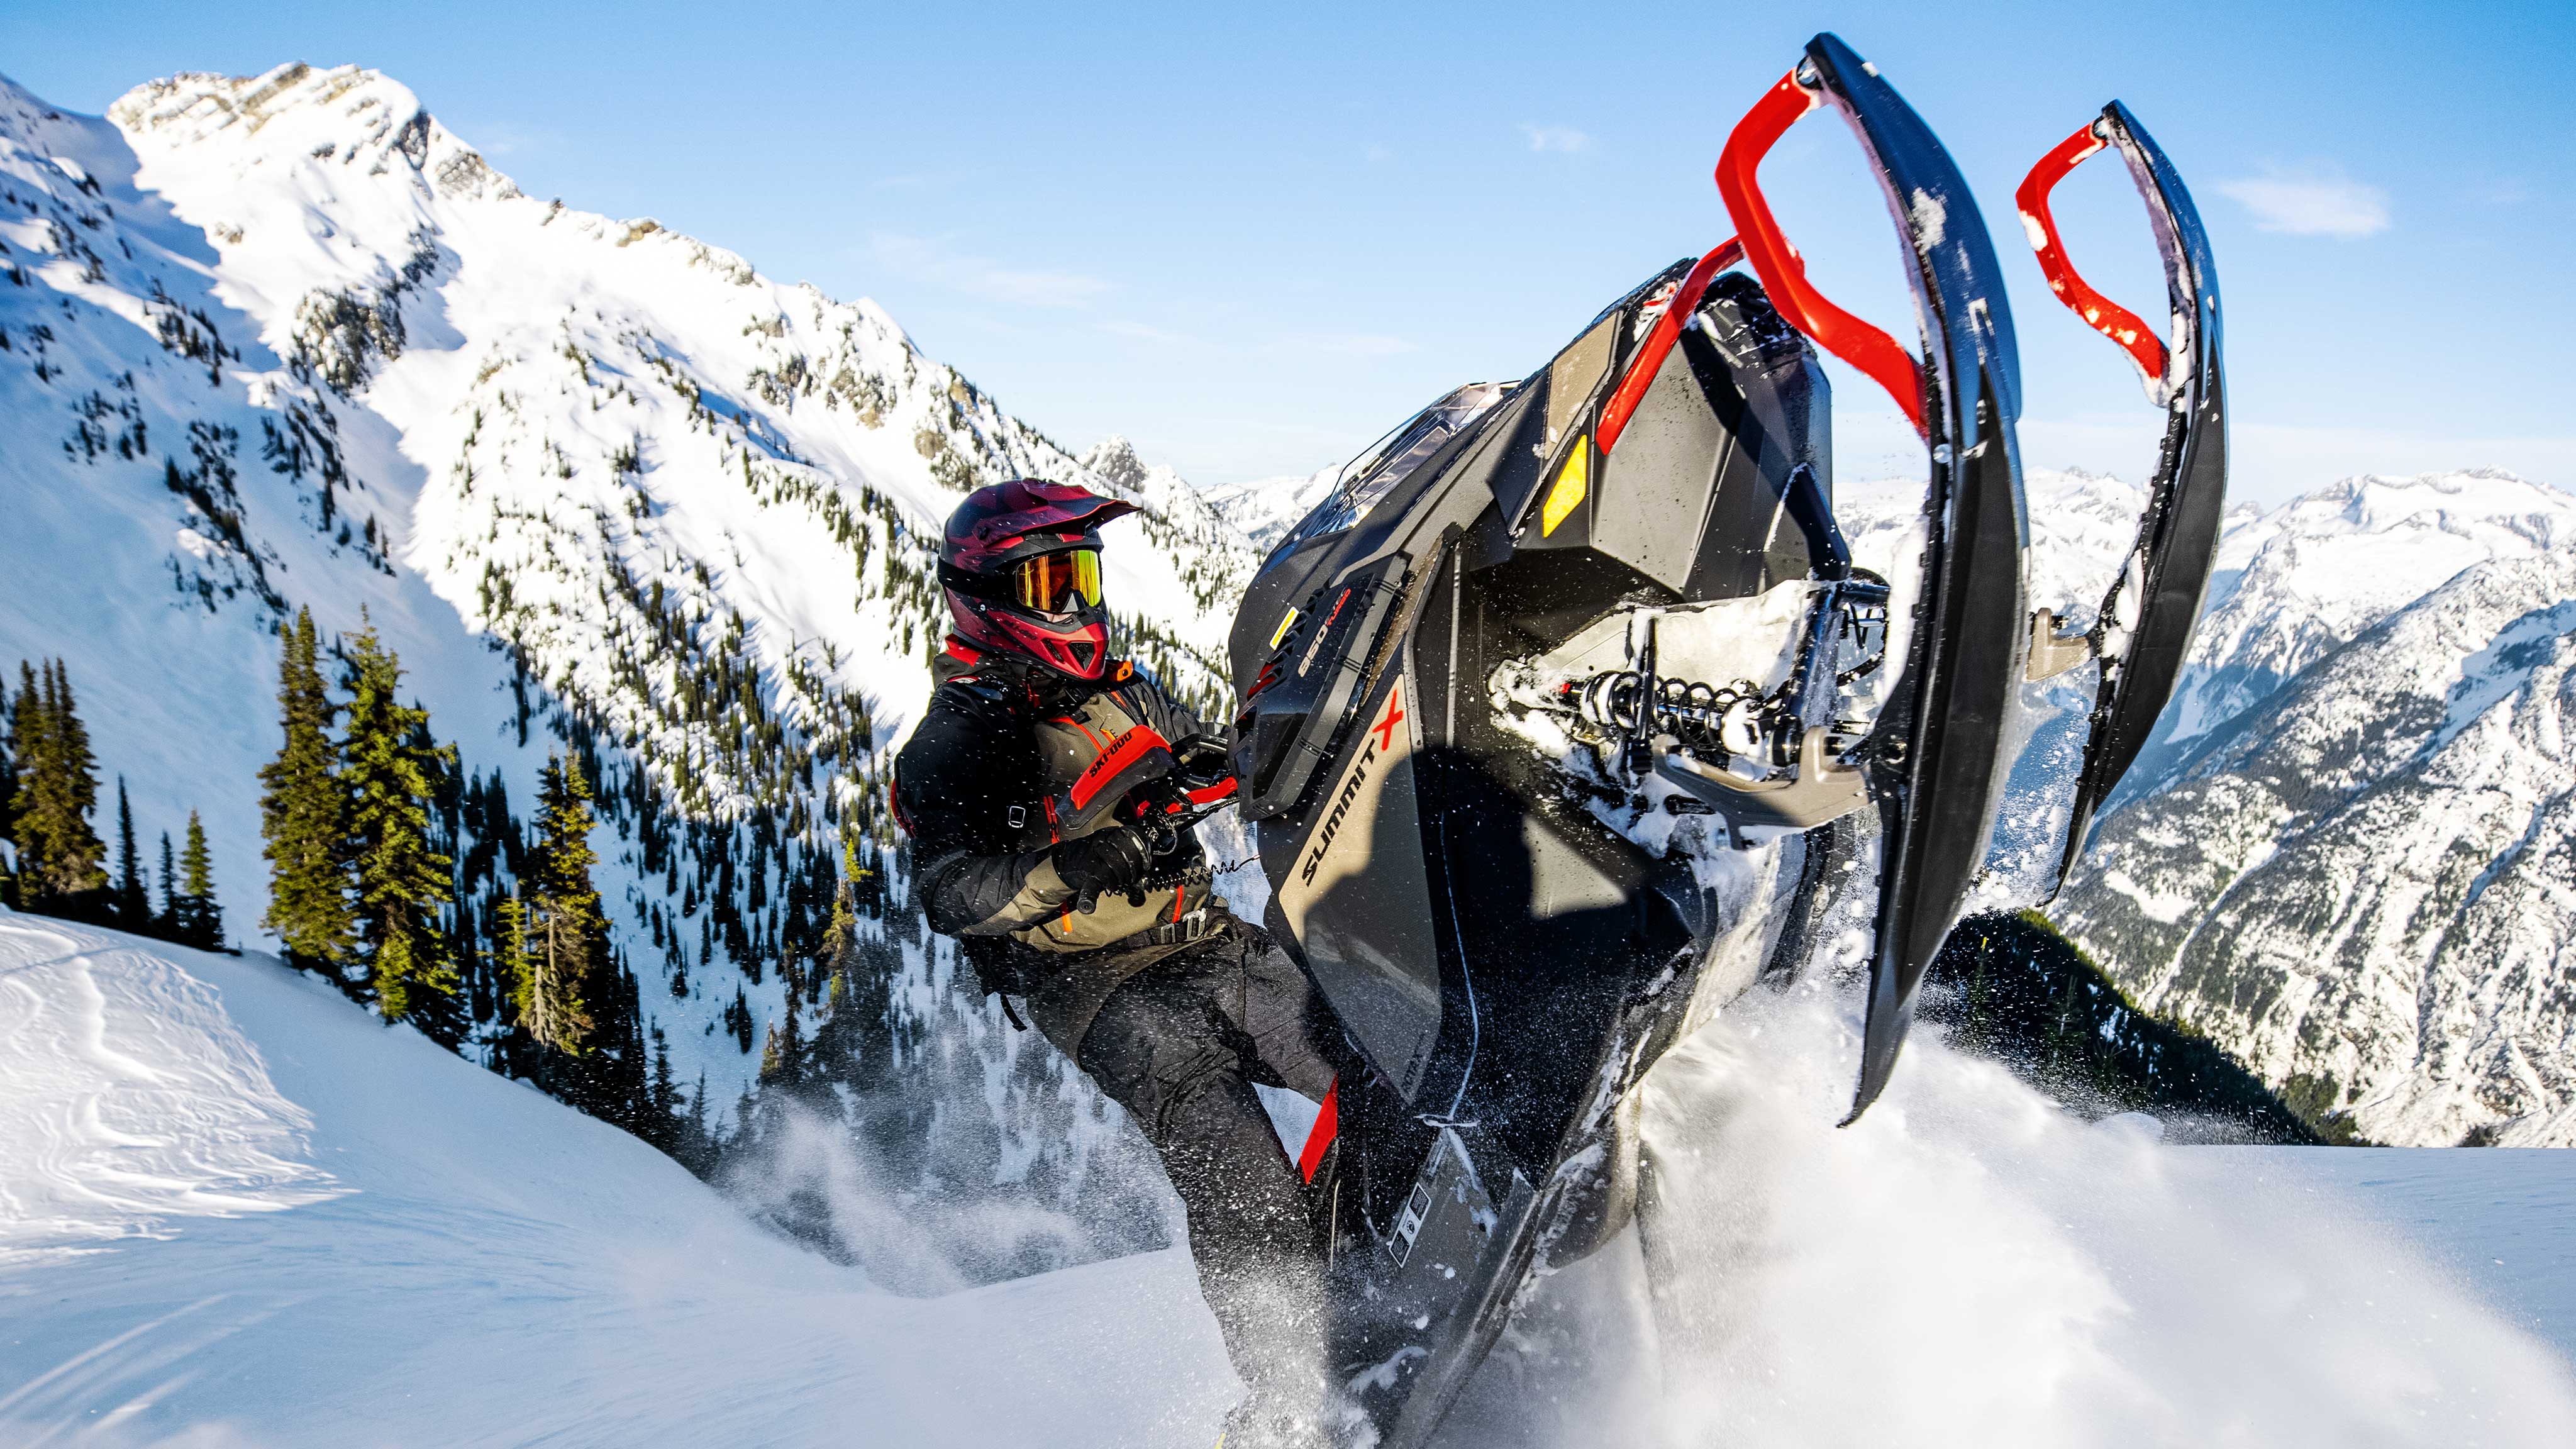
top-left (1716, 72), bottom-right (1928, 436)
top-left (1596, 236), bottom-right (1744, 454)
top-left (1368, 686), bottom-right (1406, 753)
top-left (1298, 1078), bottom-right (1338, 1183)
top-left (2017, 122), bottom-right (2169, 390)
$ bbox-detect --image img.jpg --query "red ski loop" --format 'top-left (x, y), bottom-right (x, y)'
top-left (2017, 119), bottom-right (2170, 393)
top-left (1714, 69), bottom-right (1928, 438)
top-left (1598, 236), bottom-right (1745, 455)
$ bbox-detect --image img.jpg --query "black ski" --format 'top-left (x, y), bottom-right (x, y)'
top-left (1718, 32), bottom-right (2034, 1121)
top-left (2015, 102), bottom-right (2229, 897)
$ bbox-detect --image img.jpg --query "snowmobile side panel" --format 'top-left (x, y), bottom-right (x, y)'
top-left (1276, 667), bottom-right (1447, 1099)
top-left (2020, 103), bottom-right (2228, 894)
top-left (1730, 33), bottom-right (2031, 1120)
top-left (1235, 555), bottom-right (1411, 820)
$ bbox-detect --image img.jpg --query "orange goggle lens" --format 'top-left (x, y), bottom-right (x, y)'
top-left (1009, 548), bottom-right (1102, 613)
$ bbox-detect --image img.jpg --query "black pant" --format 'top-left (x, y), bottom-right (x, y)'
top-left (1073, 922), bottom-right (1340, 1416)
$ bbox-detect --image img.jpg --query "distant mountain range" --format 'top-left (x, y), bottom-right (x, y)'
top-left (1840, 466), bottom-right (2576, 1146)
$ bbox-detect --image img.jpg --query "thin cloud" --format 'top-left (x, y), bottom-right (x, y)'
top-left (2218, 166), bottom-right (2390, 238)
top-left (1519, 123), bottom-right (1592, 154)
top-left (866, 233), bottom-right (1111, 309)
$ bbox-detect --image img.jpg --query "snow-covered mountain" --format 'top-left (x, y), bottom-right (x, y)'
top-left (1844, 465), bottom-right (2576, 1148)
top-left (0, 63), bottom-right (1251, 1213)
top-left (1200, 463), bottom-right (1340, 552)
top-left (2050, 472), bottom-right (2576, 1147)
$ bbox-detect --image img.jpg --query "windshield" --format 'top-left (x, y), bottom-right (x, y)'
top-left (1280, 382), bottom-right (1511, 550)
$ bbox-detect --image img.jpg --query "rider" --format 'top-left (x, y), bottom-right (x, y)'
top-left (892, 479), bottom-right (1343, 1445)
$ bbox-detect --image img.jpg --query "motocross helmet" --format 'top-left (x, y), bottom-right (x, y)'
top-left (937, 479), bottom-right (1138, 680)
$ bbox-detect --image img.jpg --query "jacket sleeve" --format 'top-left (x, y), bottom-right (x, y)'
top-left (894, 685), bottom-right (1076, 937)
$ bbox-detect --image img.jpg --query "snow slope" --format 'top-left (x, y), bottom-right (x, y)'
top-left (0, 71), bottom-right (545, 939)
top-left (0, 907), bottom-right (1239, 1446)
top-left (9, 909), bottom-right (2573, 1447)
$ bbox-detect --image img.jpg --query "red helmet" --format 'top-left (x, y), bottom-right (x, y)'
top-left (937, 479), bottom-right (1138, 680)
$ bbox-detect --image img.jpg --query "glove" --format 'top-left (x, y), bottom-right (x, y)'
top-left (1054, 825), bottom-right (1155, 911)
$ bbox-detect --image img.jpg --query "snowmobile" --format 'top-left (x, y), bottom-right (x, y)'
top-left (1221, 33), bottom-right (2229, 1447)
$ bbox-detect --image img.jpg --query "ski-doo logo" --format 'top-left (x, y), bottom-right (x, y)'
top-left (1300, 684), bottom-right (1404, 887)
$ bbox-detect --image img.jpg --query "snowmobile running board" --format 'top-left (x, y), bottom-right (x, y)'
top-left (1224, 32), bottom-right (2222, 1448)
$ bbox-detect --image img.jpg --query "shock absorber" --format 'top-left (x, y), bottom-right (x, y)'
top-left (1562, 670), bottom-right (1794, 770)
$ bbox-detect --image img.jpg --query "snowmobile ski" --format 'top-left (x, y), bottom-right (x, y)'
top-left (1715, 32), bottom-right (2033, 1123)
top-left (1224, 32), bottom-right (2050, 1445)
top-left (2013, 102), bottom-right (2229, 899)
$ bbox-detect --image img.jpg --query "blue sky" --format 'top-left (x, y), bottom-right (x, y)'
top-left (8, 1), bottom-right (2571, 501)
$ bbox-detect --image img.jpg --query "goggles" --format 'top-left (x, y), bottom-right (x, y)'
top-left (1009, 548), bottom-right (1104, 614)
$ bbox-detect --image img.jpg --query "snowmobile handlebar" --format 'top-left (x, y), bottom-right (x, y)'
top-left (1714, 65), bottom-right (1930, 437)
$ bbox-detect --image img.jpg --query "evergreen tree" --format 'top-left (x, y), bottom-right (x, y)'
top-left (175, 810), bottom-right (223, 950)
top-left (0, 667), bottom-right (17, 909)
top-left (340, 621), bottom-right (457, 1023)
top-left (0, 666), bottom-right (16, 860)
top-left (508, 755), bottom-right (602, 1057)
top-left (156, 830), bottom-right (177, 933)
top-left (259, 609), bottom-right (354, 977)
top-left (645, 1024), bottom-right (682, 1153)
top-left (11, 660), bottom-right (107, 914)
top-left (113, 777), bottom-right (150, 931)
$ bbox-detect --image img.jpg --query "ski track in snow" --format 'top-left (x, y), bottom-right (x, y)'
top-left (8, 907), bottom-right (2573, 1446)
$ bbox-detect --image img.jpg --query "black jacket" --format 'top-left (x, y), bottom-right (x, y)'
top-left (894, 639), bottom-right (1219, 994)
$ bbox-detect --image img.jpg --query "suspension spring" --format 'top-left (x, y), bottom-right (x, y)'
top-left (1565, 672), bottom-right (1796, 767)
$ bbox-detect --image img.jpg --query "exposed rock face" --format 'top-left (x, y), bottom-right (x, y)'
top-left (2029, 472), bottom-right (2576, 1145)
top-left (2056, 545), bottom-right (2576, 1144)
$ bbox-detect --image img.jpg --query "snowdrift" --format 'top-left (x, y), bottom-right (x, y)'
top-left (0, 908), bottom-right (1238, 1446)
top-left (8, 906), bottom-right (2575, 1446)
